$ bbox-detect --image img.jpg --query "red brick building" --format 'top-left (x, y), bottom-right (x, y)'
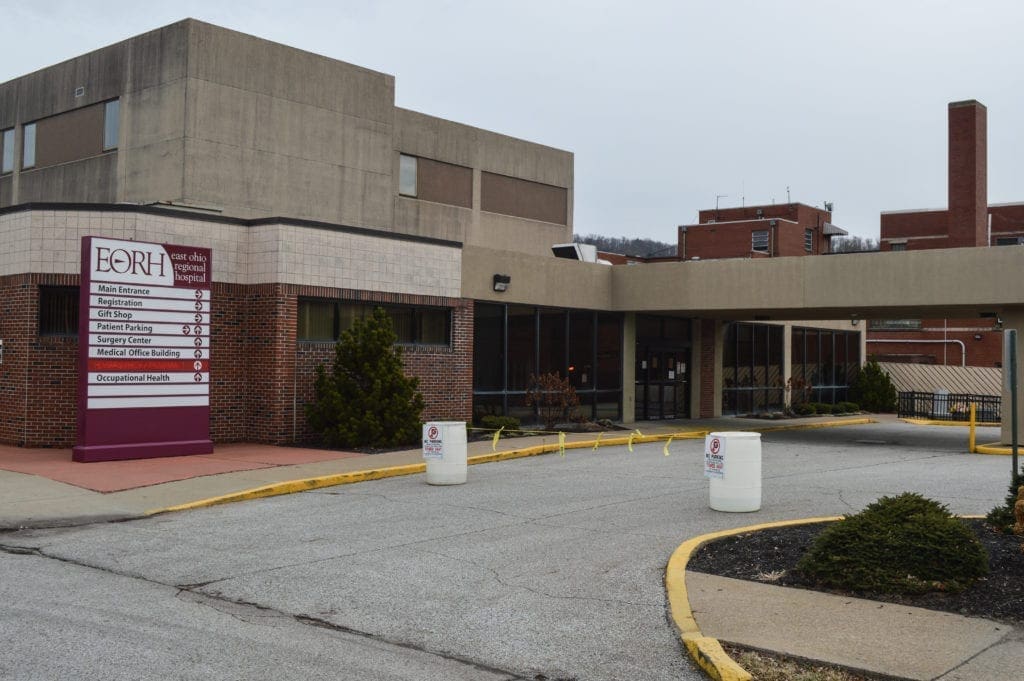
top-left (873, 100), bottom-right (1024, 368)
top-left (679, 203), bottom-right (847, 260)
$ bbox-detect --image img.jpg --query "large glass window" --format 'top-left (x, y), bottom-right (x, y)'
top-left (791, 327), bottom-right (861, 405)
top-left (722, 322), bottom-right (783, 414)
top-left (297, 299), bottom-right (451, 346)
top-left (1, 128), bottom-right (13, 173)
top-left (39, 286), bottom-right (79, 336)
top-left (399, 154), bottom-right (417, 197)
top-left (103, 99), bottom-right (120, 151)
top-left (22, 123), bottom-right (36, 169)
top-left (472, 304), bottom-right (623, 424)
top-left (473, 303), bottom-right (505, 391)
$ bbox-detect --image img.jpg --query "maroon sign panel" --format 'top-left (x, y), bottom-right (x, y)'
top-left (73, 236), bottom-right (213, 462)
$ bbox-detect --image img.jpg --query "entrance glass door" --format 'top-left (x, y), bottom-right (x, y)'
top-left (635, 347), bottom-right (689, 420)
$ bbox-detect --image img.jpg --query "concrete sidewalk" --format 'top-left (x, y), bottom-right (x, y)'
top-left (686, 571), bottom-right (1022, 680)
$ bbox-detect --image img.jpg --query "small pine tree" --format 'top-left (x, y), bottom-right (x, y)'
top-left (849, 360), bottom-right (897, 412)
top-left (306, 307), bottom-right (425, 448)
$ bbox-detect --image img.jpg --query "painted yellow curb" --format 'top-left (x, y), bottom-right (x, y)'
top-left (974, 442), bottom-right (1016, 456)
top-left (146, 417), bottom-right (872, 516)
top-left (665, 516), bottom-right (842, 681)
top-left (146, 463), bottom-right (427, 515)
top-left (903, 417), bottom-right (1000, 428)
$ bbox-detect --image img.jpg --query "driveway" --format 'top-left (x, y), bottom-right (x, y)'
top-left (0, 421), bottom-right (1009, 680)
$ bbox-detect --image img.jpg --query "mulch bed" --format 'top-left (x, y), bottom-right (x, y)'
top-left (687, 519), bottom-right (1024, 625)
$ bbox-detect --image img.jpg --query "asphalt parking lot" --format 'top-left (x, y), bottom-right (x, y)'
top-left (0, 420), bottom-right (1011, 680)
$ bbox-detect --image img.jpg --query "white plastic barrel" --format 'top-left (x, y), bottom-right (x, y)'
top-left (423, 421), bottom-right (468, 485)
top-left (707, 431), bottom-right (761, 512)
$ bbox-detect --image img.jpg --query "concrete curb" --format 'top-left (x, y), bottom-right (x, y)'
top-left (145, 418), bottom-right (873, 516)
top-left (973, 442), bottom-right (1015, 456)
top-left (903, 417), bottom-right (1000, 428)
top-left (664, 517), bottom-right (842, 681)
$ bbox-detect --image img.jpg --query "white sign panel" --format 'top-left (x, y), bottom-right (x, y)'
top-left (704, 434), bottom-right (726, 479)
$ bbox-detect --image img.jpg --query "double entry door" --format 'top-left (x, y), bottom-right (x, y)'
top-left (635, 346), bottom-right (689, 420)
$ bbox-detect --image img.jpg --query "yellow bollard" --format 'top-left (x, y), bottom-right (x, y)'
top-left (969, 403), bottom-right (976, 453)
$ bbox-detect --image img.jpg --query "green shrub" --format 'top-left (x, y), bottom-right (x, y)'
top-left (797, 493), bottom-right (988, 594)
top-left (305, 307), bottom-right (425, 448)
top-left (986, 475), bottom-right (1022, 534)
top-left (834, 401), bottom-right (860, 414)
top-left (792, 402), bottom-right (815, 416)
top-left (811, 402), bottom-right (833, 415)
top-left (849, 360), bottom-right (897, 412)
top-left (480, 415), bottom-right (521, 432)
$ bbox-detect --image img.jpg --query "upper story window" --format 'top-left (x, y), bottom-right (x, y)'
top-left (22, 122), bottom-right (36, 169)
top-left (804, 228), bottom-right (814, 252)
top-left (298, 298), bottom-right (451, 346)
top-left (1, 128), bottom-right (13, 173)
top-left (399, 154), bottom-right (417, 197)
top-left (751, 230), bottom-right (769, 253)
top-left (869, 319), bottom-right (922, 331)
top-left (103, 99), bottom-right (120, 151)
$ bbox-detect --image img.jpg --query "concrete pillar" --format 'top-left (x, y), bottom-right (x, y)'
top-left (622, 313), bottom-right (636, 424)
top-left (1001, 311), bottom-right (1024, 444)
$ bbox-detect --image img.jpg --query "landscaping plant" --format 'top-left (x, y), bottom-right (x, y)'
top-left (306, 307), bottom-right (425, 448)
top-left (797, 492), bottom-right (988, 594)
top-left (986, 475), bottom-right (1023, 534)
top-left (524, 372), bottom-right (580, 430)
top-left (848, 360), bottom-right (897, 412)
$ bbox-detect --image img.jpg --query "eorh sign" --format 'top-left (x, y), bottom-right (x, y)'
top-left (73, 236), bottom-right (213, 462)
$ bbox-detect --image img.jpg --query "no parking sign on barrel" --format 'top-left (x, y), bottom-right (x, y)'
top-left (705, 431), bottom-right (762, 512)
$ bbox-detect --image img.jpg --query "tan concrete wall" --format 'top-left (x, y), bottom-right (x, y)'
top-left (181, 22), bottom-right (395, 228)
top-left (461, 245), bottom-right (611, 309)
top-left (394, 108), bottom-right (573, 256)
top-left (0, 20), bottom-right (190, 208)
top-left (612, 248), bottom-right (1024, 319)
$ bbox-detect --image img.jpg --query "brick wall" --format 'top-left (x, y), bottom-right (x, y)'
top-left (699, 318), bottom-right (716, 417)
top-left (868, 325), bottom-right (1002, 368)
top-left (0, 274), bottom-right (78, 447)
top-left (292, 291), bottom-right (472, 443)
top-left (0, 277), bottom-right (473, 448)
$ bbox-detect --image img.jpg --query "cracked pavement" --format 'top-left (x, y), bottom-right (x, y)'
top-left (0, 421), bottom-right (1010, 680)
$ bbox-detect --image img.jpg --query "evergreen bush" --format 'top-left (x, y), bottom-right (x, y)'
top-left (797, 493), bottom-right (989, 594)
top-left (480, 415), bottom-right (521, 432)
top-left (305, 307), bottom-right (425, 448)
top-left (986, 475), bottom-right (1023, 534)
top-left (834, 401), bottom-right (860, 414)
top-left (792, 402), bottom-right (816, 416)
top-left (849, 360), bottom-right (897, 412)
top-left (812, 402), bottom-right (833, 415)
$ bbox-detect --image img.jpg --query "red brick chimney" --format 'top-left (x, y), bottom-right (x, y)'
top-left (947, 100), bottom-right (987, 247)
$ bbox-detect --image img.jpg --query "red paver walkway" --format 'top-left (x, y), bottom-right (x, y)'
top-left (0, 443), bottom-right (364, 493)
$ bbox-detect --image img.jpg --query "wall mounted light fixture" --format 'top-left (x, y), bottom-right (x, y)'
top-left (493, 274), bottom-right (511, 292)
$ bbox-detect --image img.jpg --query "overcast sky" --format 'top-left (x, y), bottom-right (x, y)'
top-left (3, 1), bottom-right (1022, 243)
